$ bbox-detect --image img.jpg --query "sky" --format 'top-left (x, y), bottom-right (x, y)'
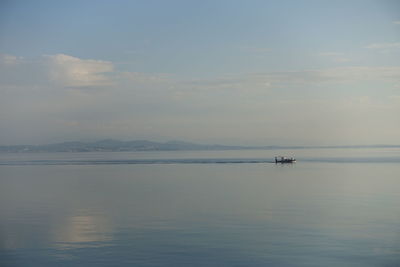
top-left (0, 0), bottom-right (400, 146)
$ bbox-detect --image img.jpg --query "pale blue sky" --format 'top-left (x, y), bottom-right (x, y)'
top-left (0, 0), bottom-right (400, 145)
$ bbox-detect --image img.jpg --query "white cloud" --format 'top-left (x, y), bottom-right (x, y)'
top-left (365, 42), bottom-right (400, 49)
top-left (393, 21), bottom-right (400, 25)
top-left (0, 53), bottom-right (114, 88)
top-left (45, 54), bottom-right (114, 87)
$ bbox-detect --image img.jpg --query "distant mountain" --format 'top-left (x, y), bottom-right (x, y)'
top-left (0, 139), bottom-right (398, 152)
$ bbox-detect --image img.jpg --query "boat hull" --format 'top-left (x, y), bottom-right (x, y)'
top-left (275, 157), bottom-right (296, 163)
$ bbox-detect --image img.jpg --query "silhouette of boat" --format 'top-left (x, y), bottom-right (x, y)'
top-left (275, 156), bottom-right (296, 163)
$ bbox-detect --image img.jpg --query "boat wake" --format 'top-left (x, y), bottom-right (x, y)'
top-left (0, 158), bottom-right (276, 166)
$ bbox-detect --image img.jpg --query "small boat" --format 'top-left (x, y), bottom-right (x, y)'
top-left (275, 156), bottom-right (296, 163)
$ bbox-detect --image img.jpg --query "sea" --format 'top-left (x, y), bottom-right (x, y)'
top-left (1, 148), bottom-right (400, 266)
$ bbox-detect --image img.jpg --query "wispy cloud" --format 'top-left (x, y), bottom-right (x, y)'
top-left (393, 21), bottom-right (400, 25)
top-left (0, 54), bottom-right (21, 65)
top-left (2, 53), bottom-right (400, 94)
top-left (365, 42), bottom-right (400, 49)
top-left (165, 66), bottom-right (400, 103)
top-left (1, 53), bottom-right (400, 145)
top-left (180, 75), bottom-right (273, 95)
top-left (241, 46), bottom-right (271, 54)
top-left (318, 52), bottom-right (344, 57)
top-left (318, 52), bottom-right (350, 63)
top-left (120, 72), bottom-right (171, 84)
top-left (171, 66), bottom-right (400, 96)
top-left (252, 66), bottom-right (400, 84)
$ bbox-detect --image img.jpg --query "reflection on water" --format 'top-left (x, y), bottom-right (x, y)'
top-left (53, 214), bottom-right (113, 249)
top-left (0, 211), bottom-right (113, 250)
top-left (1, 149), bottom-right (400, 266)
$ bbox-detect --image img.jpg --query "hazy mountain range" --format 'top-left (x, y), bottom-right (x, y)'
top-left (0, 139), bottom-right (399, 152)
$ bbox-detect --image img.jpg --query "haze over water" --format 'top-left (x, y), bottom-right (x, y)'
top-left (1, 148), bottom-right (400, 266)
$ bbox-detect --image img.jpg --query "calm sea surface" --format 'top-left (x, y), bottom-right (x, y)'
top-left (1, 148), bottom-right (400, 266)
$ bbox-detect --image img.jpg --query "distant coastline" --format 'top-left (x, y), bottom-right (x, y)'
top-left (0, 139), bottom-right (399, 153)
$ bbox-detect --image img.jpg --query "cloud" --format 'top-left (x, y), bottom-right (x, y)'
top-left (0, 53), bottom-right (20, 65)
top-left (179, 75), bottom-right (273, 96)
top-left (120, 71), bottom-right (170, 84)
top-left (318, 52), bottom-right (350, 63)
top-left (318, 52), bottom-right (344, 57)
top-left (1, 52), bottom-right (400, 145)
top-left (45, 54), bottom-right (114, 87)
top-left (393, 21), bottom-right (400, 25)
top-left (241, 46), bottom-right (271, 54)
top-left (250, 66), bottom-right (400, 85)
top-left (365, 42), bottom-right (400, 49)
top-left (0, 53), bottom-right (114, 88)
top-left (332, 58), bottom-right (350, 63)
top-left (162, 66), bottom-right (400, 102)
top-left (0, 54), bottom-right (46, 87)
top-left (2, 53), bottom-right (399, 94)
